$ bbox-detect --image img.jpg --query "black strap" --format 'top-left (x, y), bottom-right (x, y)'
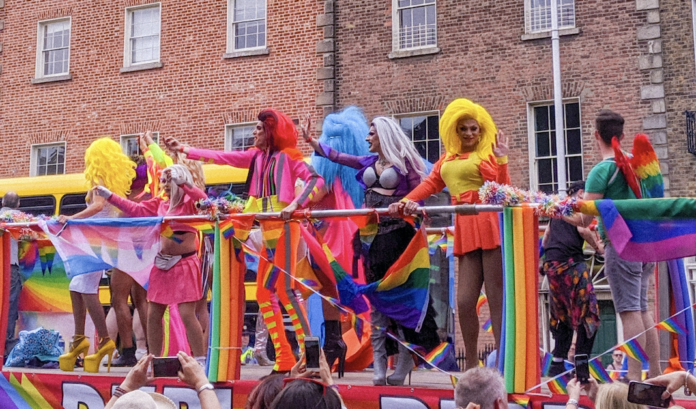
top-left (241, 152), bottom-right (259, 201)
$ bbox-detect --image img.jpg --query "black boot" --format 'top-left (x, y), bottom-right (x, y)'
top-left (109, 346), bottom-right (138, 367)
top-left (548, 360), bottom-right (566, 377)
top-left (323, 320), bottom-right (347, 378)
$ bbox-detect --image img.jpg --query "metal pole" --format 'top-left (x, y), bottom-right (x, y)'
top-left (550, 0), bottom-right (567, 195)
top-left (0, 204), bottom-right (506, 228)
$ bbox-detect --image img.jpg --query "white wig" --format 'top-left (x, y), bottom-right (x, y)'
top-left (371, 117), bottom-right (427, 181)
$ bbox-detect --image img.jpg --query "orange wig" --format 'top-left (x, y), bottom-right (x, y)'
top-left (258, 109), bottom-right (303, 161)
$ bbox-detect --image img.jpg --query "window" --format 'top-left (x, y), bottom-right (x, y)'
top-left (120, 133), bottom-right (159, 157)
top-left (394, 0), bottom-right (437, 50)
top-left (397, 113), bottom-right (441, 164)
top-left (228, 0), bottom-right (266, 51)
top-left (60, 194), bottom-right (88, 216)
top-left (225, 124), bottom-right (256, 151)
top-left (31, 143), bottom-right (66, 177)
top-left (525, 0), bottom-right (575, 33)
top-left (124, 4), bottom-right (161, 67)
top-left (36, 18), bottom-right (71, 78)
top-left (18, 196), bottom-right (56, 217)
top-left (529, 102), bottom-right (583, 193)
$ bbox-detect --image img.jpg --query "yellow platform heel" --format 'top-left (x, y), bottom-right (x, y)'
top-left (84, 338), bottom-right (116, 373)
top-left (59, 335), bottom-right (90, 372)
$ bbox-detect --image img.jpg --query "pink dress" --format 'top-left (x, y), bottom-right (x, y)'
top-left (108, 185), bottom-right (206, 304)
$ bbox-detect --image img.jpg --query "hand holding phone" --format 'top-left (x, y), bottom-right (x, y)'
top-left (152, 357), bottom-right (183, 378)
top-left (627, 381), bottom-right (672, 408)
top-left (574, 354), bottom-right (590, 384)
top-left (305, 337), bottom-right (321, 370)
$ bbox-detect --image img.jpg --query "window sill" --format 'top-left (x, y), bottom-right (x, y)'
top-left (223, 48), bottom-right (270, 59)
top-left (388, 47), bottom-right (441, 60)
top-left (120, 61), bottom-right (164, 73)
top-left (31, 74), bottom-right (72, 84)
top-left (521, 27), bottom-right (581, 41)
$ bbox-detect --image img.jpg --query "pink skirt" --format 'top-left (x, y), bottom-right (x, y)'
top-left (147, 254), bottom-right (203, 305)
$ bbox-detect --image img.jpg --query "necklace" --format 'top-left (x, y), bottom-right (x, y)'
top-left (377, 157), bottom-right (390, 167)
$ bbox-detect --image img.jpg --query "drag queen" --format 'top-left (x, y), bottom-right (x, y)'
top-left (95, 165), bottom-right (208, 363)
top-left (304, 116), bottom-right (439, 386)
top-left (393, 98), bottom-right (509, 370)
top-left (165, 108), bottom-right (324, 373)
top-left (58, 137), bottom-right (136, 373)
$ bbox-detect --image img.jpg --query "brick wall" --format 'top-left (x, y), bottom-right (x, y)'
top-left (0, 0), bottom-right (324, 177)
top-left (335, 0), bottom-right (653, 190)
top-left (661, 0), bottom-right (696, 196)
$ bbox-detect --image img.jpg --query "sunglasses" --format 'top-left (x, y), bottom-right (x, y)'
top-left (282, 377), bottom-right (327, 395)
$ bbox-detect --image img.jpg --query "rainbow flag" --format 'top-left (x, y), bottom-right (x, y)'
top-left (38, 218), bottom-right (161, 287)
top-left (427, 233), bottom-right (448, 255)
top-left (578, 198), bottom-right (696, 262)
top-left (547, 374), bottom-right (569, 394)
top-left (540, 350), bottom-right (553, 376)
top-left (17, 241), bottom-right (38, 277)
top-left (37, 240), bottom-right (56, 274)
top-left (511, 395), bottom-right (530, 409)
top-left (588, 358), bottom-right (613, 383)
top-left (424, 342), bottom-right (453, 367)
top-left (656, 316), bottom-right (687, 335)
top-left (618, 339), bottom-right (649, 364)
top-left (476, 291), bottom-right (487, 316)
top-left (482, 318), bottom-right (493, 333)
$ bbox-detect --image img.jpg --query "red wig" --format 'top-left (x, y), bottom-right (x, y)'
top-left (258, 109), bottom-right (303, 160)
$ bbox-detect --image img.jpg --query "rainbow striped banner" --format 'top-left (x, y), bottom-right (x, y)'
top-left (656, 316), bottom-right (687, 335)
top-left (588, 358), bottom-right (613, 383)
top-left (618, 339), bottom-right (649, 364)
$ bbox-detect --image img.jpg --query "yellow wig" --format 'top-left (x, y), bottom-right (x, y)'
top-left (440, 98), bottom-right (497, 158)
top-left (84, 137), bottom-right (136, 198)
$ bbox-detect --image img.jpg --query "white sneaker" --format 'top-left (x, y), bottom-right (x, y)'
top-left (135, 348), bottom-right (147, 361)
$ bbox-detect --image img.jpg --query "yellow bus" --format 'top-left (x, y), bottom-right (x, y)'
top-left (0, 164), bottom-right (258, 303)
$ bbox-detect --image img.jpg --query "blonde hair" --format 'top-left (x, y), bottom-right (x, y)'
top-left (440, 98), bottom-right (497, 158)
top-left (166, 164), bottom-right (194, 213)
top-left (84, 137), bottom-right (136, 198)
top-left (371, 117), bottom-right (427, 180)
top-left (595, 383), bottom-right (646, 409)
top-left (174, 151), bottom-right (206, 190)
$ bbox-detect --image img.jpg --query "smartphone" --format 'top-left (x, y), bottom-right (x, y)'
top-left (574, 354), bottom-right (590, 384)
top-left (305, 337), bottom-right (321, 370)
top-left (627, 381), bottom-right (671, 408)
top-left (152, 357), bottom-right (182, 378)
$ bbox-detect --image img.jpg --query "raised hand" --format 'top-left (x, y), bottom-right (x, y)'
top-left (93, 186), bottom-right (113, 199)
top-left (164, 136), bottom-right (184, 153)
top-left (176, 351), bottom-right (209, 390)
top-left (492, 130), bottom-right (509, 158)
top-left (301, 114), bottom-right (313, 142)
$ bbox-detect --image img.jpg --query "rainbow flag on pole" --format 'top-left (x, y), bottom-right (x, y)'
top-left (547, 374), bottom-right (569, 394)
top-left (424, 342), bottom-right (453, 367)
top-left (477, 291), bottom-right (487, 315)
top-left (588, 358), bottom-right (613, 383)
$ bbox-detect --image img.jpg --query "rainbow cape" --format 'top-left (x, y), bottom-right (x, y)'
top-left (579, 198), bottom-right (696, 262)
top-left (38, 218), bottom-right (162, 286)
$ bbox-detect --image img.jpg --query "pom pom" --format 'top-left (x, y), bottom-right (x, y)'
top-left (478, 181), bottom-right (577, 217)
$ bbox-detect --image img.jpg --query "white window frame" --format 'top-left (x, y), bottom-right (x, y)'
top-left (120, 133), bottom-right (159, 157)
top-left (123, 3), bottom-right (162, 68)
top-left (394, 111), bottom-right (441, 164)
top-left (35, 17), bottom-right (72, 79)
top-left (227, 0), bottom-right (267, 53)
top-left (524, 0), bottom-right (576, 34)
top-left (225, 123), bottom-right (257, 151)
top-left (30, 142), bottom-right (67, 177)
top-left (392, 0), bottom-right (437, 52)
top-left (526, 99), bottom-right (583, 192)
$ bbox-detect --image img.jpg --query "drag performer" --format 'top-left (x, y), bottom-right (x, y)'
top-left (301, 106), bottom-right (371, 374)
top-left (95, 165), bottom-right (208, 363)
top-left (165, 108), bottom-right (324, 373)
top-left (393, 98), bottom-right (509, 370)
top-left (58, 137), bottom-right (136, 373)
top-left (304, 116), bottom-right (439, 386)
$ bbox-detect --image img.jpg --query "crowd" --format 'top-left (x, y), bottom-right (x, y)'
top-left (0, 97), bottom-right (685, 407)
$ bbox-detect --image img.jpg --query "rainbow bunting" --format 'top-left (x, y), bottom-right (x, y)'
top-left (547, 374), bottom-right (569, 394)
top-left (262, 265), bottom-right (281, 290)
top-left (450, 375), bottom-right (459, 388)
top-left (424, 342), bottom-right (453, 367)
top-left (618, 339), bottom-right (649, 364)
top-left (511, 395), bottom-right (530, 409)
top-left (656, 317), bottom-right (687, 335)
top-left (476, 291), bottom-right (487, 316)
top-left (588, 358), bottom-right (613, 383)
top-left (482, 318), bottom-right (493, 333)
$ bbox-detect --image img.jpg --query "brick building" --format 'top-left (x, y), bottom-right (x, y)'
top-left (0, 0), bottom-right (324, 178)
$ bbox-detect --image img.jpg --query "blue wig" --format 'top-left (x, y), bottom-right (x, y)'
top-left (312, 106), bottom-right (371, 208)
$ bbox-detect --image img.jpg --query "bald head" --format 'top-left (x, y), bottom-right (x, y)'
top-left (2, 192), bottom-right (19, 209)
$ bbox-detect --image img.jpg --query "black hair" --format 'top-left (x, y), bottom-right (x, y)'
top-left (269, 379), bottom-right (342, 409)
top-left (595, 109), bottom-right (625, 145)
top-left (566, 180), bottom-right (585, 196)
